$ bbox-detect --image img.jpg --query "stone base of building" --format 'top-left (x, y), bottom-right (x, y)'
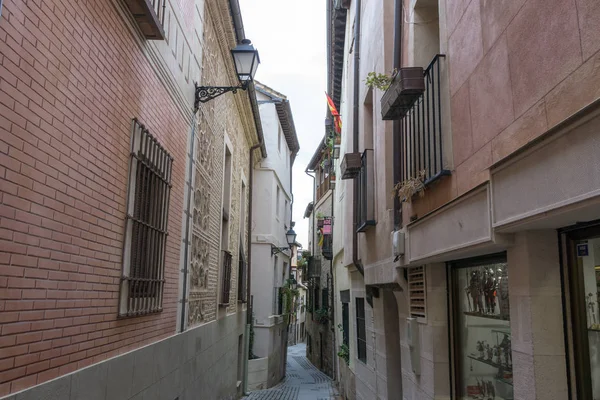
top-left (1, 312), bottom-right (246, 400)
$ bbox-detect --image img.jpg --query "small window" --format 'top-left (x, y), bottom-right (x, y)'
top-left (342, 302), bottom-right (349, 347)
top-left (120, 119), bottom-right (173, 317)
top-left (408, 266), bottom-right (426, 319)
top-left (322, 288), bottom-right (329, 310)
top-left (356, 297), bottom-right (367, 362)
top-left (276, 186), bottom-right (280, 217)
top-left (278, 126), bottom-right (282, 153)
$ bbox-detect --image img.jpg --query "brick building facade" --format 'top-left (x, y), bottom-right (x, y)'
top-left (0, 0), bottom-right (262, 398)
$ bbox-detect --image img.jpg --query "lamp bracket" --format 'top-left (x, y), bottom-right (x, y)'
top-left (194, 83), bottom-right (247, 110)
top-left (271, 245), bottom-right (289, 256)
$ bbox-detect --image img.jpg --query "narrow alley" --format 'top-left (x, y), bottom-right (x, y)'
top-left (244, 344), bottom-right (339, 400)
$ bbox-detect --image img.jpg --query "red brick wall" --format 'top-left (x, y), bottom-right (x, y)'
top-left (0, 0), bottom-right (188, 395)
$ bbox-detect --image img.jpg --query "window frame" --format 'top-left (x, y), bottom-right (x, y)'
top-left (356, 297), bottom-right (367, 363)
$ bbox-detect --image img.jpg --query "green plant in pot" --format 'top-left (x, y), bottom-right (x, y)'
top-left (315, 308), bottom-right (329, 324)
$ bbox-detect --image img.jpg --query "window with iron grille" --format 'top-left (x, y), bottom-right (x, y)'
top-left (322, 288), bottom-right (329, 310)
top-left (356, 297), bottom-right (367, 362)
top-left (408, 266), bottom-right (427, 319)
top-left (342, 302), bottom-right (349, 347)
top-left (122, 0), bottom-right (167, 40)
top-left (120, 119), bottom-right (173, 317)
top-left (221, 250), bottom-right (233, 305)
top-left (357, 149), bottom-right (376, 232)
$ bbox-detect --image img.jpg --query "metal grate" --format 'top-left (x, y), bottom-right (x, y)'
top-left (408, 266), bottom-right (426, 318)
top-left (120, 119), bottom-right (173, 317)
top-left (400, 55), bottom-right (450, 187)
top-left (220, 250), bottom-right (233, 305)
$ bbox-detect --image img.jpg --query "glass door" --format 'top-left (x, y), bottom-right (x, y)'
top-left (562, 224), bottom-right (600, 400)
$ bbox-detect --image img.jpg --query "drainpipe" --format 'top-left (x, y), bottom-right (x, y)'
top-left (329, 185), bottom-right (336, 380)
top-left (352, 0), bottom-right (363, 274)
top-left (180, 114), bottom-right (197, 333)
top-left (392, 0), bottom-right (403, 229)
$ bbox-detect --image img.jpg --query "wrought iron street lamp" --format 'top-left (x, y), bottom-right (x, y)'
top-left (194, 39), bottom-right (260, 110)
top-left (271, 228), bottom-right (297, 256)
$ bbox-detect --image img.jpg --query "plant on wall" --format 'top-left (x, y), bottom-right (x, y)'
top-left (315, 308), bottom-right (329, 324)
top-left (393, 169), bottom-right (426, 203)
top-left (337, 324), bottom-right (349, 365)
top-left (282, 279), bottom-right (300, 324)
top-left (316, 211), bottom-right (325, 219)
top-left (365, 69), bottom-right (397, 91)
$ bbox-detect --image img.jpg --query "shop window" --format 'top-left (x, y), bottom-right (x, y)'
top-left (356, 297), bottom-right (367, 363)
top-left (450, 254), bottom-right (513, 400)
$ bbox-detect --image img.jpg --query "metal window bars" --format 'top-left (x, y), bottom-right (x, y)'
top-left (400, 55), bottom-right (450, 186)
top-left (220, 250), bottom-right (233, 305)
top-left (120, 119), bottom-right (173, 317)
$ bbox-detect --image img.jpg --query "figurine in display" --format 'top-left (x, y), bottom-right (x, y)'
top-left (483, 268), bottom-right (497, 314)
top-left (485, 380), bottom-right (496, 400)
top-left (494, 345), bottom-right (502, 366)
top-left (486, 343), bottom-right (493, 361)
top-left (588, 293), bottom-right (598, 328)
top-left (468, 270), bottom-right (484, 314)
top-left (499, 334), bottom-right (512, 368)
top-left (477, 341), bottom-right (485, 359)
top-left (497, 264), bottom-right (510, 319)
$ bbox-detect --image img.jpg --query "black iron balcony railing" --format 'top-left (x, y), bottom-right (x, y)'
top-left (321, 235), bottom-right (333, 260)
top-left (220, 250), bottom-right (232, 305)
top-left (400, 54), bottom-right (450, 185)
top-left (357, 149), bottom-right (376, 232)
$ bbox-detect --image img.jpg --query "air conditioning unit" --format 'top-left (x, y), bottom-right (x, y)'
top-left (392, 230), bottom-right (405, 259)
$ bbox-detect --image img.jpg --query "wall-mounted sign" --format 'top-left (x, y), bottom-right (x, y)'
top-left (577, 243), bottom-right (589, 257)
top-left (322, 217), bottom-right (332, 235)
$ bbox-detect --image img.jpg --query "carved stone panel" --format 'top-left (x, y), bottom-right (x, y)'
top-left (190, 233), bottom-right (210, 291)
top-left (193, 170), bottom-right (211, 232)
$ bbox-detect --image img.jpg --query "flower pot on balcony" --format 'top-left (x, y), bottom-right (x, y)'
top-left (381, 67), bottom-right (425, 120)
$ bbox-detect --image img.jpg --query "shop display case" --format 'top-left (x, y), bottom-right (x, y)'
top-left (452, 258), bottom-right (514, 400)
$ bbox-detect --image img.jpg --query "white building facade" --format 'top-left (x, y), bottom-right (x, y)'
top-left (249, 82), bottom-right (300, 389)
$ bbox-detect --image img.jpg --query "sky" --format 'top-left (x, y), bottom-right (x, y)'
top-left (239, 0), bottom-right (327, 250)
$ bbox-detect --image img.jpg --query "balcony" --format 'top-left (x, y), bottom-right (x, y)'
top-left (398, 55), bottom-right (450, 187)
top-left (220, 250), bottom-right (232, 305)
top-left (357, 149), bottom-right (376, 232)
top-left (123, 0), bottom-right (166, 40)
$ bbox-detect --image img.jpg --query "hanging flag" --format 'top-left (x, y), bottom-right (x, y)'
top-left (325, 92), bottom-right (342, 134)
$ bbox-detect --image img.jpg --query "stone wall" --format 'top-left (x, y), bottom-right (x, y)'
top-left (1, 311), bottom-right (246, 400)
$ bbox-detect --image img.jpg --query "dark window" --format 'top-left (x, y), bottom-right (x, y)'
top-left (120, 119), bottom-right (173, 317)
top-left (322, 288), bottom-right (329, 310)
top-left (342, 303), bottom-right (349, 347)
top-left (356, 297), bottom-right (367, 362)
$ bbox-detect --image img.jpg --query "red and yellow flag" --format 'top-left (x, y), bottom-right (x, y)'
top-left (325, 92), bottom-right (342, 134)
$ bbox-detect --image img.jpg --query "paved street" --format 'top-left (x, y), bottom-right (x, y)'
top-left (244, 343), bottom-right (339, 400)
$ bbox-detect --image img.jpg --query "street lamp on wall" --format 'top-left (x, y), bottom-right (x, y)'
top-left (271, 228), bottom-right (297, 256)
top-left (194, 39), bottom-right (260, 110)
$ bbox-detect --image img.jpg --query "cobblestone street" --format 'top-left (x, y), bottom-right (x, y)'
top-left (244, 344), bottom-right (339, 400)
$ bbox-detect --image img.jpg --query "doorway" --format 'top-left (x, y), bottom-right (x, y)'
top-left (561, 222), bottom-right (600, 400)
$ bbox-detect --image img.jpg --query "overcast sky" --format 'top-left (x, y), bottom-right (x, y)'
top-left (239, 0), bottom-right (326, 250)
